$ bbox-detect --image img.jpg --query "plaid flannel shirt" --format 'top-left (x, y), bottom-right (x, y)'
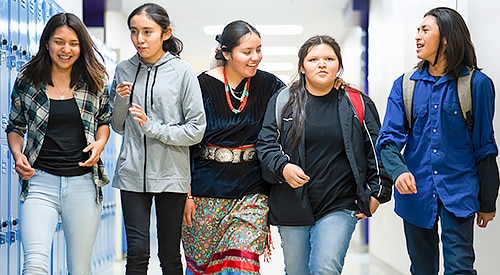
top-left (5, 76), bottom-right (111, 202)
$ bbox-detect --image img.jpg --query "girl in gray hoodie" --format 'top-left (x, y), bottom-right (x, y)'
top-left (109, 3), bottom-right (206, 274)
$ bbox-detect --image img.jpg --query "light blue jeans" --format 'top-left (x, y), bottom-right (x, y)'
top-left (20, 169), bottom-right (102, 275)
top-left (278, 209), bottom-right (358, 275)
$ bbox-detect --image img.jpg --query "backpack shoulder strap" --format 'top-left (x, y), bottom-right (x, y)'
top-left (402, 67), bottom-right (474, 135)
top-left (275, 88), bottom-right (290, 130)
top-left (457, 68), bottom-right (474, 135)
top-left (344, 86), bottom-right (365, 125)
top-left (402, 67), bottom-right (418, 130)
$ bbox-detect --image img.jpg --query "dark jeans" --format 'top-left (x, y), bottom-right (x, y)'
top-left (403, 201), bottom-right (476, 275)
top-left (121, 190), bottom-right (186, 275)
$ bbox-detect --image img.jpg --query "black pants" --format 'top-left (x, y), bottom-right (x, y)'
top-left (121, 190), bottom-right (186, 275)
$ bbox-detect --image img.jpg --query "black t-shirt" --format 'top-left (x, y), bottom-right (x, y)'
top-left (305, 90), bottom-right (357, 220)
top-left (34, 98), bottom-right (91, 176)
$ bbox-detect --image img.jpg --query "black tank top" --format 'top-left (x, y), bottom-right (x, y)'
top-left (34, 98), bottom-right (91, 176)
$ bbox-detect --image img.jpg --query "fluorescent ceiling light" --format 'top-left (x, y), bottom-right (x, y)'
top-left (203, 25), bottom-right (303, 35)
top-left (258, 62), bottom-right (294, 72)
top-left (262, 46), bottom-right (298, 56)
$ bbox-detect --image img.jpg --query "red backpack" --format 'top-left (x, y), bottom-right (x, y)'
top-left (275, 86), bottom-right (365, 129)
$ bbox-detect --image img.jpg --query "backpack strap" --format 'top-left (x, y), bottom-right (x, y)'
top-left (275, 88), bottom-right (290, 130)
top-left (402, 67), bottom-right (418, 130)
top-left (344, 86), bottom-right (365, 125)
top-left (402, 67), bottom-right (474, 135)
top-left (457, 69), bottom-right (475, 136)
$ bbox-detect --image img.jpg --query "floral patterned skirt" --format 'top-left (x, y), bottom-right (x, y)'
top-left (182, 193), bottom-right (269, 275)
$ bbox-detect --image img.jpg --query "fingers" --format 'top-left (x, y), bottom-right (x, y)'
top-left (79, 143), bottom-right (102, 167)
top-left (476, 212), bottom-right (495, 228)
top-left (395, 172), bottom-right (417, 194)
top-left (287, 175), bottom-right (310, 188)
top-left (476, 216), bottom-right (491, 228)
top-left (117, 81), bottom-right (133, 98)
top-left (129, 103), bottom-right (148, 127)
top-left (355, 213), bottom-right (367, 219)
top-left (333, 77), bottom-right (349, 89)
top-left (15, 166), bottom-right (35, 180)
top-left (183, 200), bottom-right (196, 227)
top-left (15, 158), bottom-right (35, 180)
top-left (283, 164), bottom-right (310, 188)
top-left (182, 213), bottom-right (192, 227)
top-left (369, 197), bottom-right (380, 215)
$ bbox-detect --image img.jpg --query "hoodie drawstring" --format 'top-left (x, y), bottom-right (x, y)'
top-left (150, 66), bottom-right (159, 107)
top-left (129, 63), bottom-right (142, 106)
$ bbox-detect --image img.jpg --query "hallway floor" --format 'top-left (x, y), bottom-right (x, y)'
top-left (96, 226), bottom-right (403, 275)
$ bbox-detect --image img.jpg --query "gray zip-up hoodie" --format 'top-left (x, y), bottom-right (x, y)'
top-left (110, 52), bottom-right (206, 193)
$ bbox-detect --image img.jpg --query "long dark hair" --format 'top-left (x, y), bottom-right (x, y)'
top-left (128, 3), bottom-right (183, 55)
top-left (21, 13), bottom-right (107, 93)
top-left (285, 35), bottom-right (344, 147)
top-left (417, 7), bottom-right (478, 77)
top-left (214, 20), bottom-right (261, 66)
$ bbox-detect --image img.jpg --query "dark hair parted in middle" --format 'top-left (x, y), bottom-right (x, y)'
top-left (21, 12), bottom-right (107, 93)
top-left (418, 7), bottom-right (478, 78)
top-left (214, 20), bottom-right (261, 66)
top-left (127, 3), bottom-right (183, 55)
top-left (285, 35), bottom-right (344, 147)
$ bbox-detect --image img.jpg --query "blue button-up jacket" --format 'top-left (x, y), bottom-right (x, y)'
top-left (376, 67), bottom-right (498, 228)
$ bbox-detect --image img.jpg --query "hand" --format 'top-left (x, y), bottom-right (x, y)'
top-left (183, 198), bottom-right (196, 227)
top-left (13, 152), bottom-right (35, 180)
top-left (395, 172), bottom-right (417, 194)
top-left (282, 163), bottom-right (310, 188)
top-left (355, 196), bottom-right (380, 219)
top-left (129, 103), bottom-right (148, 127)
top-left (116, 81), bottom-right (133, 98)
top-left (79, 139), bottom-right (106, 167)
top-left (477, 211), bottom-right (495, 228)
top-left (334, 76), bottom-right (349, 90)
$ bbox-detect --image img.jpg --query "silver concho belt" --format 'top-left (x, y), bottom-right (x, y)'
top-left (201, 144), bottom-right (257, 163)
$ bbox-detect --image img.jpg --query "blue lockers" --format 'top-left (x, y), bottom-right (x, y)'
top-left (0, 0), bottom-right (119, 274)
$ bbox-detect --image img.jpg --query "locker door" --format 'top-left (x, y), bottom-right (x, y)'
top-left (0, 37), bottom-right (9, 139)
top-left (49, 0), bottom-right (63, 16)
top-left (34, 0), bottom-right (44, 54)
top-left (8, 145), bottom-right (21, 275)
top-left (8, 0), bottom-right (23, 274)
top-left (27, 0), bottom-right (36, 57)
top-left (42, 0), bottom-right (50, 24)
top-left (0, 2), bottom-right (11, 275)
top-left (0, 144), bottom-right (10, 275)
top-left (7, 0), bottom-right (20, 83)
top-left (17, 0), bottom-right (28, 72)
top-left (0, 0), bottom-right (10, 140)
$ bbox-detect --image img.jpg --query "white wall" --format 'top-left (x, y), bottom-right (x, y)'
top-left (57, 0), bottom-right (82, 18)
top-left (368, 0), bottom-right (500, 274)
top-left (464, 1), bottom-right (500, 273)
top-left (104, 10), bottom-right (136, 62)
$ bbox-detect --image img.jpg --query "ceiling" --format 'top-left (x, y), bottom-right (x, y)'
top-left (107, 0), bottom-right (354, 79)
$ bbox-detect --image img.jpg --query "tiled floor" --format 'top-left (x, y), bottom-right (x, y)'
top-left (96, 226), bottom-right (402, 275)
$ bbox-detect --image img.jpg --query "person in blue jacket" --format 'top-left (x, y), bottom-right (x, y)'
top-left (376, 7), bottom-right (499, 275)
